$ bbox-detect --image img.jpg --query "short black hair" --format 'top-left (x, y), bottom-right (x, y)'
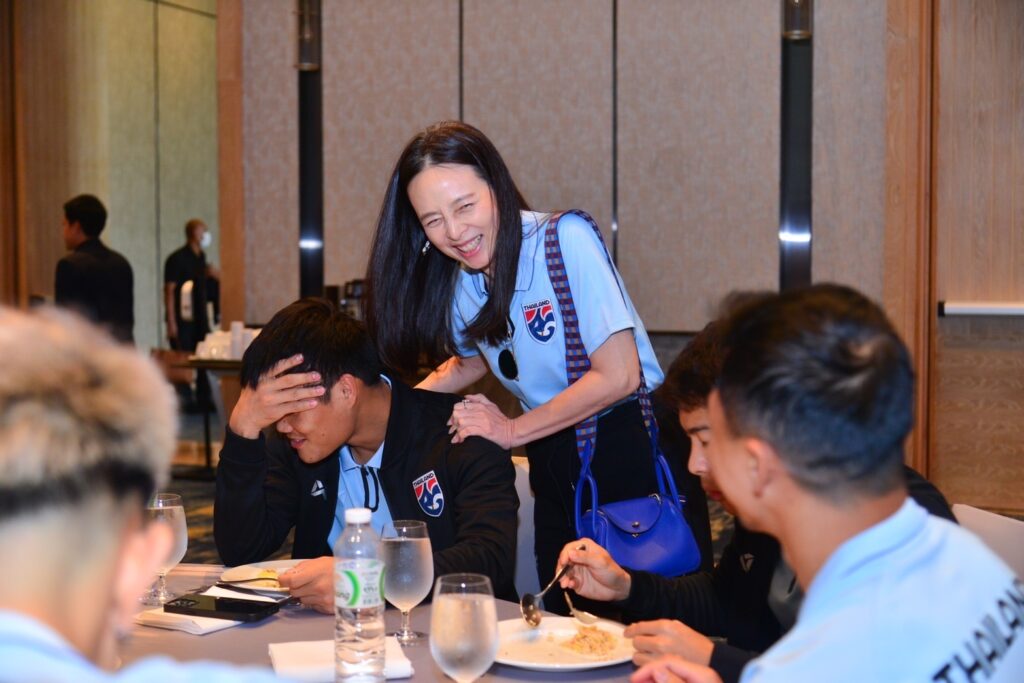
top-left (716, 283), bottom-right (913, 497)
top-left (63, 194), bottom-right (107, 238)
top-left (657, 322), bottom-right (724, 413)
top-left (240, 298), bottom-right (384, 398)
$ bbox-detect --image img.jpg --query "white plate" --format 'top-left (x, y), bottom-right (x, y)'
top-left (495, 617), bottom-right (633, 672)
top-left (219, 559), bottom-right (302, 594)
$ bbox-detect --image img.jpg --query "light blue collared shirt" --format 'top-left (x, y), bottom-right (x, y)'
top-left (451, 211), bottom-right (663, 412)
top-left (739, 499), bottom-right (1024, 682)
top-left (327, 376), bottom-right (394, 548)
top-left (0, 609), bottom-right (286, 682)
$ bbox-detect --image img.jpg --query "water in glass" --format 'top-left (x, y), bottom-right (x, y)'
top-left (429, 575), bottom-right (497, 683)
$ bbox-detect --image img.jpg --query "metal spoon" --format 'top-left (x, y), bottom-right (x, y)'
top-left (564, 591), bottom-right (600, 625)
top-left (520, 563), bottom-right (573, 627)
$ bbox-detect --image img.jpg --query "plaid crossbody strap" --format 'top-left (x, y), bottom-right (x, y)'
top-left (542, 210), bottom-right (658, 461)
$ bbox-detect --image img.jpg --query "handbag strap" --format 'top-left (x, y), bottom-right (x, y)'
top-left (542, 211), bottom-right (682, 513)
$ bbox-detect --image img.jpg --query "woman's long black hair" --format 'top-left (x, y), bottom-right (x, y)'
top-left (365, 121), bottom-right (529, 376)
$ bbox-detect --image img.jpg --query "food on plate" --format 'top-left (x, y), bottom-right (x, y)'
top-left (240, 568), bottom-right (282, 588)
top-left (561, 626), bottom-right (618, 657)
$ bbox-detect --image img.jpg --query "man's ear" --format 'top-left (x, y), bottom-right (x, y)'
top-left (742, 437), bottom-right (784, 499)
top-left (335, 374), bottom-right (358, 404)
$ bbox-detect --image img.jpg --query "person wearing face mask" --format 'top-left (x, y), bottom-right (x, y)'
top-left (365, 121), bottom-right (693, 615)
top-left (555, 314), bottom-right (957, 683)
top-left (0, 307), bottom-right (282, 682)
top-left (164, 218), bottom-right (220, 353)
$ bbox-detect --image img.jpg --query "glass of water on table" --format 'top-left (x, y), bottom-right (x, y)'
top-left (139, 492), bottom-right (188, 605)
top-left (381, 520), bottom-right (433, 645)
top-left (430, 574), bottom-right (498, 683)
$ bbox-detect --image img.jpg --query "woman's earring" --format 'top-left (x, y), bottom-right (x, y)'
top-left (421, 241), bottom-right (432, 255)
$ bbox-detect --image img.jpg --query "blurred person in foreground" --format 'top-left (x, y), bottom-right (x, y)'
top-left (0, 307), bottom-right (281, 682)
top-left (622, 284), bottom-right (1023, 683)
top-left (54, 194), bottom-right (134, 344)
top-left (214, 298), bottom-right (518, 611)
top-left (559, 307), bottom-right (955, 682)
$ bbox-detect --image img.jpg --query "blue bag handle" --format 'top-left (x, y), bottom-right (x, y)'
top-left (541, 211), bottom-right (684, 535)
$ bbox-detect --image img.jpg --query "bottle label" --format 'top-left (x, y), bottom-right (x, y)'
top-left (335, 559), bottom-right (385, 608)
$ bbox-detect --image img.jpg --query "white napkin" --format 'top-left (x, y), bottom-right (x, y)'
top-left (134, 586), bottom-right (279, 635)
top-left (268, 637), bottom-right (413, 681)
top-left (134, 607), bottom-right (241, 635)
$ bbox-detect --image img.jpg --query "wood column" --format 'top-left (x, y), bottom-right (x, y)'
top-left (884, 0), bottom-right (934, 475)
top-left (217, 0), bottom-right (245, 327)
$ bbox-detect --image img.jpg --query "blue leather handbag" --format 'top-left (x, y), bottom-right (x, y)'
top-left (543, 210), bottom-right (702, 577)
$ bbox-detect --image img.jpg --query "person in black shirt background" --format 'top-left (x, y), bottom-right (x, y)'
top-left (164, 218), bottom-right (219, 352)
top-left (54, 194), bottom-right (134, 344)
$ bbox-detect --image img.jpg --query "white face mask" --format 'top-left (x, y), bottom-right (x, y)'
top-left (200, 231), bottom-right (212, 249)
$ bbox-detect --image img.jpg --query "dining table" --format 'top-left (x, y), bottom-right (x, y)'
top-left (123, 564), bottom-right (635, 682)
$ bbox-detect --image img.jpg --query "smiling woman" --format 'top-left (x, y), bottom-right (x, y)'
top-left (364, 121), bottom-right (667, 614)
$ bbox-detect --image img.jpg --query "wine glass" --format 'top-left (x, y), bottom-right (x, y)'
top-left (429, 574), bottom-right (498, 683)
top-left (139, 493), bottom-right (188, 606)
top-left (382, 520), bottom-right (433, 645)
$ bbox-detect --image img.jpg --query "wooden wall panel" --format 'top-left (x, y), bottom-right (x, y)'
top-left (882, 0), bottom-right (933, 474)
top-left (931, 0), bottom-right (1024, 511)
top-left (241, 0), bottom-right (297, 324)
top-left (217, 0), bottom-right (245, 328)
top-left (463, 0), bottom-right (613, 240)
top-left (618, 0), bottom-right (778, 331)
top-left (13, 0), bottom-right (109, 303)
top-left (811, 0), bottom-right (887, 302)
top-left (1, 0), bottom-right (16, 305)
top-left (322, 0), bottom-right (459, 289)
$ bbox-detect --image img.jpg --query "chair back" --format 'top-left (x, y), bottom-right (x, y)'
top-left (952, 503), bottom-right (1024, 578)
top-left (512, 456), bottom-right (541, 598)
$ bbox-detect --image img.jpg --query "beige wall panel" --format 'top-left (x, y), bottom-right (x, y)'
top-left (932, 318), bottom-right (1024, 510)
top-left (811, 0), bottom-right (885, 302)
top-left (158, 3), bottom-right (219, 338)
top-left (931, 0), bottom-right (1024, 511)
top-left (104, 0), bottom-right (158, 349)
top-left (322, 0), bottom-right (459, 288)
top-left (618, 0), bottom-right (778, 331)
top-left (2, 1), bottom-right (18, 305)
top-left (462, 0), bottom-right (613, 238)
top-left (242, 0), bottom-right (298, 323)
top-left (14, 0), bottom-right (109, 301)
top-left (934, 0), bottom-right (1024, 302)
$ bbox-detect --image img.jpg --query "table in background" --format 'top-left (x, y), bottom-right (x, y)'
top-left (182, 358), bottom-right (243, 474)
top-left (123, 564), bottom-right (633, 682)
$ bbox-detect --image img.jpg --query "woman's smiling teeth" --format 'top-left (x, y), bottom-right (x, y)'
top-left (456, 235), bottom-right (483, 255)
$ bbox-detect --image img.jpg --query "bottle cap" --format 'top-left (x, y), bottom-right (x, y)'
top-left (345, 507), bottom-right (372, 524)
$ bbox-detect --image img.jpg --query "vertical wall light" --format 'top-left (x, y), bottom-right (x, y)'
top-left (778, 0), bottom-right (813, 291)
top-left (296, 0), bottom-right (324, 298)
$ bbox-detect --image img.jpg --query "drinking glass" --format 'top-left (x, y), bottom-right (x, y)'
top-left (429, 574), bottom-right (498, 683)
top-left (139, 493), bottom-right (188, 606)
top-left (381, 520), bottom-right (433, 644)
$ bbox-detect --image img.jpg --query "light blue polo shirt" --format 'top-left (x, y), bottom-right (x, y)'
top-left (451, 211), bottom-right (663, 411)
top-left (740, 499), bottom-right (1024, 682)
top-left (327, 376), bottom-right (394, 547)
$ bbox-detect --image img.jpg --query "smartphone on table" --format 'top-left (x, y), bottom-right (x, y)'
top-left (164, 592), bottom-right (280, 622)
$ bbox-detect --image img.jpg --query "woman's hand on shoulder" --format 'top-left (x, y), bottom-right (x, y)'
top-left (449, 394), bottom-right (516, 449)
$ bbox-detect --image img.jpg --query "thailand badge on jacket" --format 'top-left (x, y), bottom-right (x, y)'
top-left (522, 298), bottom-right (556, 343)
top-left (413, 470), bottom-right (445, 517)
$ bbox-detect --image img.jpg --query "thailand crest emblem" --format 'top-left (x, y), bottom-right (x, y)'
top-left (412, 470), bottom-right (445, 517)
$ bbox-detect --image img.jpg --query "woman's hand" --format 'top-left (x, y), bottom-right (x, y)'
top-left (449, 394), bottom-right (516, 449)
top-left (625, 620), bottom-right (716, 667)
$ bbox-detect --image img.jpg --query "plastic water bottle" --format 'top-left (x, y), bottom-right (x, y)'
top-left (334, 507), bottom-right (385, 682)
